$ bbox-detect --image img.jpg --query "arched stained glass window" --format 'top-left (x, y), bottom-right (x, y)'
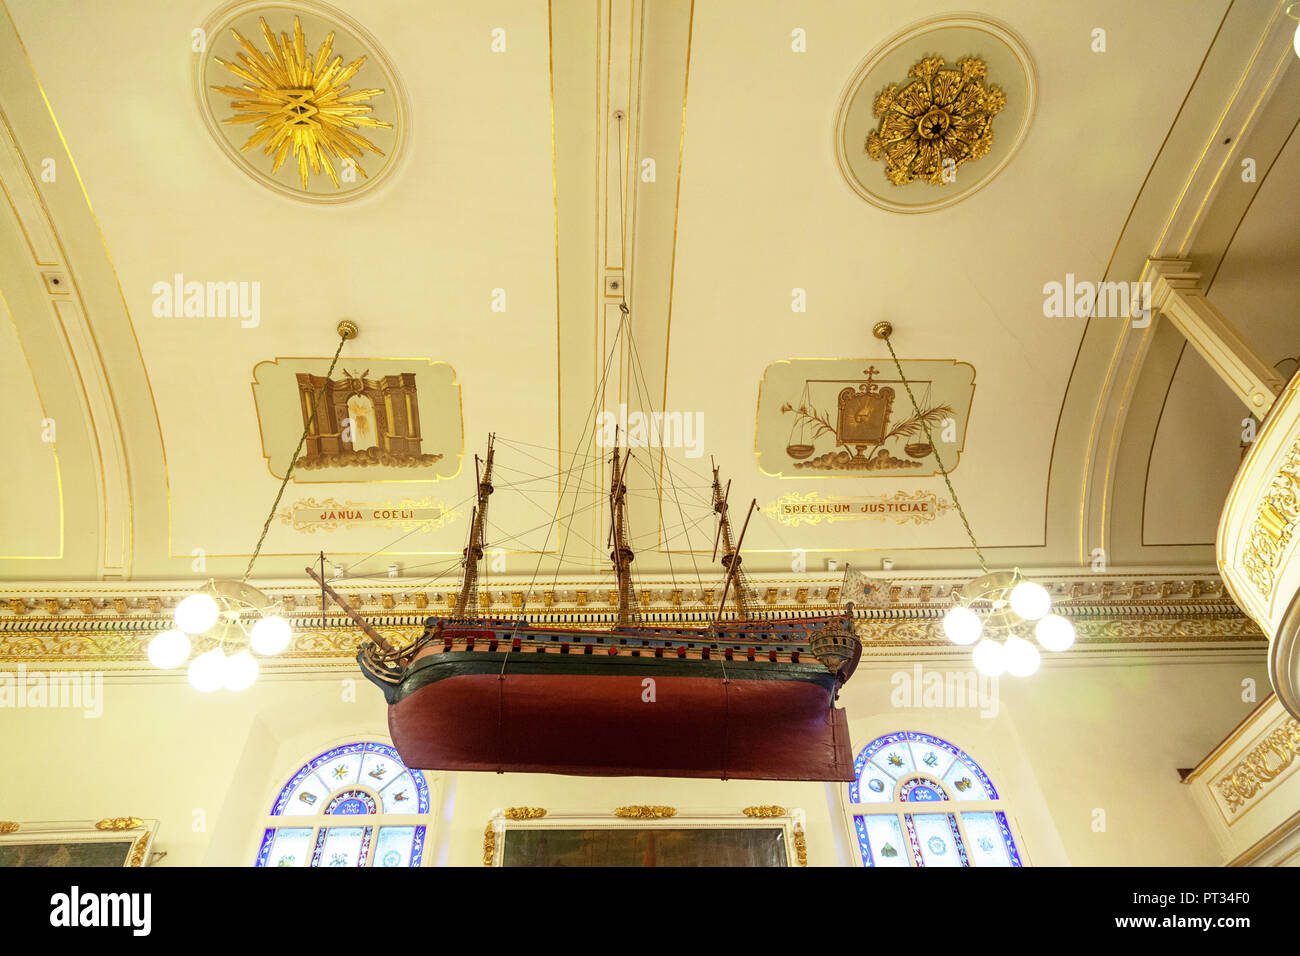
top-left (848, 731), bottom-right (1022, 867)
top-left (254, 741), bottom-right (431, 867)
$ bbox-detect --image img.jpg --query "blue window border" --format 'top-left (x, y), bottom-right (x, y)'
top-left (270, 741), bottom-right (430, 816)
top-left (850, 730), bottom-right (1000, 803)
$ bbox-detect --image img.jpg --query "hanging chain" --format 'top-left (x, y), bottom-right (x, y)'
top-left (242, 331), bottom-right (350, 582)
top-left (879, 332), bottom-right (989, 575)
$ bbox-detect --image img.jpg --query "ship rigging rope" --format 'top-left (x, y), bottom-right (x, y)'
top-left (879, 332), bottom-right (989, 575)
top-left (319, 113), bottom-right (737, 603)
top-left (623, 306), bottom-right (707, 596)
top-left (243, 330), bottom-right (349, 583)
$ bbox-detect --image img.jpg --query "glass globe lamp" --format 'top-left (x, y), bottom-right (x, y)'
top-left (188, 649), bottom-right (227, 692)
top-left (943, 606), bottom-right (982, 645)
top-left (250, 615), bottom-right (292, 656)
top-left (972, 638), bottom-right (1007, 676)
top-left (175, 593), bottom-right (220, 634)
top-left (147, 629), bottom-right (191, 669)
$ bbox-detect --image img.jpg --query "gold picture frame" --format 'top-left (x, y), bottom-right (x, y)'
top-left (483, 806), bottom-right (807, 867)
top-left (0, 817), bottom-right (158, 867)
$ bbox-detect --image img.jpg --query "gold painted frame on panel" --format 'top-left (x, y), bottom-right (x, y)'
top-left (483, 805), bottom-right (807, 867)
top-left (0, 817), bottom-right (158, 867)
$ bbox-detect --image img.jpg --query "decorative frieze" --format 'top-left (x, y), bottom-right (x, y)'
top-left (0, 572), bottom-right (1263, 666)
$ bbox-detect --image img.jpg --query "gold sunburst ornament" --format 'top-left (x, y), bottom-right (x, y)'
top-left (212, 16), bottom-right (391, 190)
top-left (865, 56), bottom-right (1005, 186)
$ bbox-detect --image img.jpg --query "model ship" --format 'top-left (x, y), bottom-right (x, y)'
top-left (314, 436), bottom-right (862, 781)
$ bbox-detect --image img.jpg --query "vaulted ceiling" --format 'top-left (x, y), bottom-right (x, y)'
top-left (0, 0), bottom-right (1295, 591)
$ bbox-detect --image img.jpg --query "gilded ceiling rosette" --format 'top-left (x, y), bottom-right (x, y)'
top-left (196, 2), bottom-right (406, 202)
top-left (865, 56), bottom-right (1006, 186)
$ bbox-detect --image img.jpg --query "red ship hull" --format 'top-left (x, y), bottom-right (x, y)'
top-left (387, 652), bottom-right (854, 781)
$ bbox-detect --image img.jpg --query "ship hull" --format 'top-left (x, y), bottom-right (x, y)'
top-left (387, 651), bottom-right (854, 781)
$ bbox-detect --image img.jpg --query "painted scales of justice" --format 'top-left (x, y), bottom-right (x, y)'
top-left (310, 418), bottom-right (863, 782)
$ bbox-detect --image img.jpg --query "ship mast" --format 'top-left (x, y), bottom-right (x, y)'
top-left (454, 434), bottom-right (495, 619)
top-left (712, 461), bottom-right (755, 622)
top-left (608, 437), bottom-right (637, 626)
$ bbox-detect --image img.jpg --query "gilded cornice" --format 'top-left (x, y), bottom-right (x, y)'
top-left (0, 572), bottom-right (1263, 665)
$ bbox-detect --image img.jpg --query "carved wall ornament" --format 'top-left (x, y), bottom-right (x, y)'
top-left (865, 56), bottom-right (1005, 186)
top-left (1214, 718), bottom-right (1300, 814)
top-left (127, 835), bottom-right (150, 867)
top-left (482, 822), bottom-right (495, 867)
top-left (742, 806), bottom-right (788, 818)
top-left (196, 2), bottom-right (407, 201)
top-left (94, 817), bottom-right (144, 831)
top-left (0, 822), bottom-right (18, 834)
top-left (793, 824), bottom-right (808, 867)
top-left (503, 807), bottom-right (547, 820)
top-left (1241, 439), bottom-right (1300, 597)
top-left (613, 805), bottom-right (677, 819)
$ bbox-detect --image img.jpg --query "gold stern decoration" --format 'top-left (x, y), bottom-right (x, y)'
top-left (866, 56), bottom-right (1005, 186)
top-left (212, 16), bottom-right (391, 190)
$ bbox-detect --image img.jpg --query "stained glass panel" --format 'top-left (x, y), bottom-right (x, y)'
top-left (378, 770), bottom-right (419, 813)
top-left (942, 758), bottom-right (990, 800)
top-left (263, 828), bottom-right (311, 867)
top-left (280, 775), bottom-right (323, 816)
top-left (961, 812), bottom-right (1013, 867)
top-left (855, 815), bottom-right (909, 868)
top-left (908, 741), bottom-right (956, 779)
top-left (872, 742), bottom-right (914, 779)
top-left (856, 769), bottom-right (893, 802)
top-left (311, 826), bottom-right (373, 867)
top-left (373, 827), bottom-right (418, 867)
top-left (906, 813), bottom-right (967, 868)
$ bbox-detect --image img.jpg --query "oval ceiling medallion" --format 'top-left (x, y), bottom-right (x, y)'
top-left (195, 0), bottom-right (408, 202)
top-left (834, 15), bottom-right (1036, 214)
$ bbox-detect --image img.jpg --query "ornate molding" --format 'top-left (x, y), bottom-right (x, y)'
top-left (0, 572), bottom-right (1262, 665)
top-left (503, 807), bottom-right (547, 821)
top-left (742, 805), bottom-right (787, 818)
top-left (94, 817), bottom-right (144, 831)
top-left (1242, 439), bottom-right (1300, 597)
top-left (482, 822), bottom-right (495, 867)
top-left (793, 824), bottom-right (808, 867)
top-left (127, 835), bottom-right (149, 867)
top-left (0, 822), bottom-right (18, 834)
top-left (866, 56), bottom-right (1004, 186)
top-left (1216, 718), bottom-right (1300, 815)
top-left (613, 805), bottom-right (676, 819)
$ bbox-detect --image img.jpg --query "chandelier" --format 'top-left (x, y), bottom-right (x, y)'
top-left (873, 322), bottom-right (1075, 676)
top-left (148, 580), bottom-right (292, 691)
top-left (147, 322), bottom-right (356, 690)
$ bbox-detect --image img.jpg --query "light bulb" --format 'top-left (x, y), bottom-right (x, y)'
top-left (188, 649), bottom-right (226, 692)
top-left (147, 629), bottom-right (191, 669)
top-left (175, 593), bottom-right (220, 634)
top-left (1008, 580), bottom-right (1051, 620)
top-left (223, 651), bottom-right (259, 691)
top-left (1004, 635), bottom-right (1041, 676)
top-left (250, 615), bottom-right (292, 656)
top-left (1035, 613), bottom-right (1076, 652)
top-left (943, 606), bottom-right (982, 645)
top-left (972, 638), bottom-right (1007, 676)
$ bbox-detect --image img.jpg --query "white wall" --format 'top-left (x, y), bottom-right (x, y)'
top-left (0, 655), bottom-right (1267, 866)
